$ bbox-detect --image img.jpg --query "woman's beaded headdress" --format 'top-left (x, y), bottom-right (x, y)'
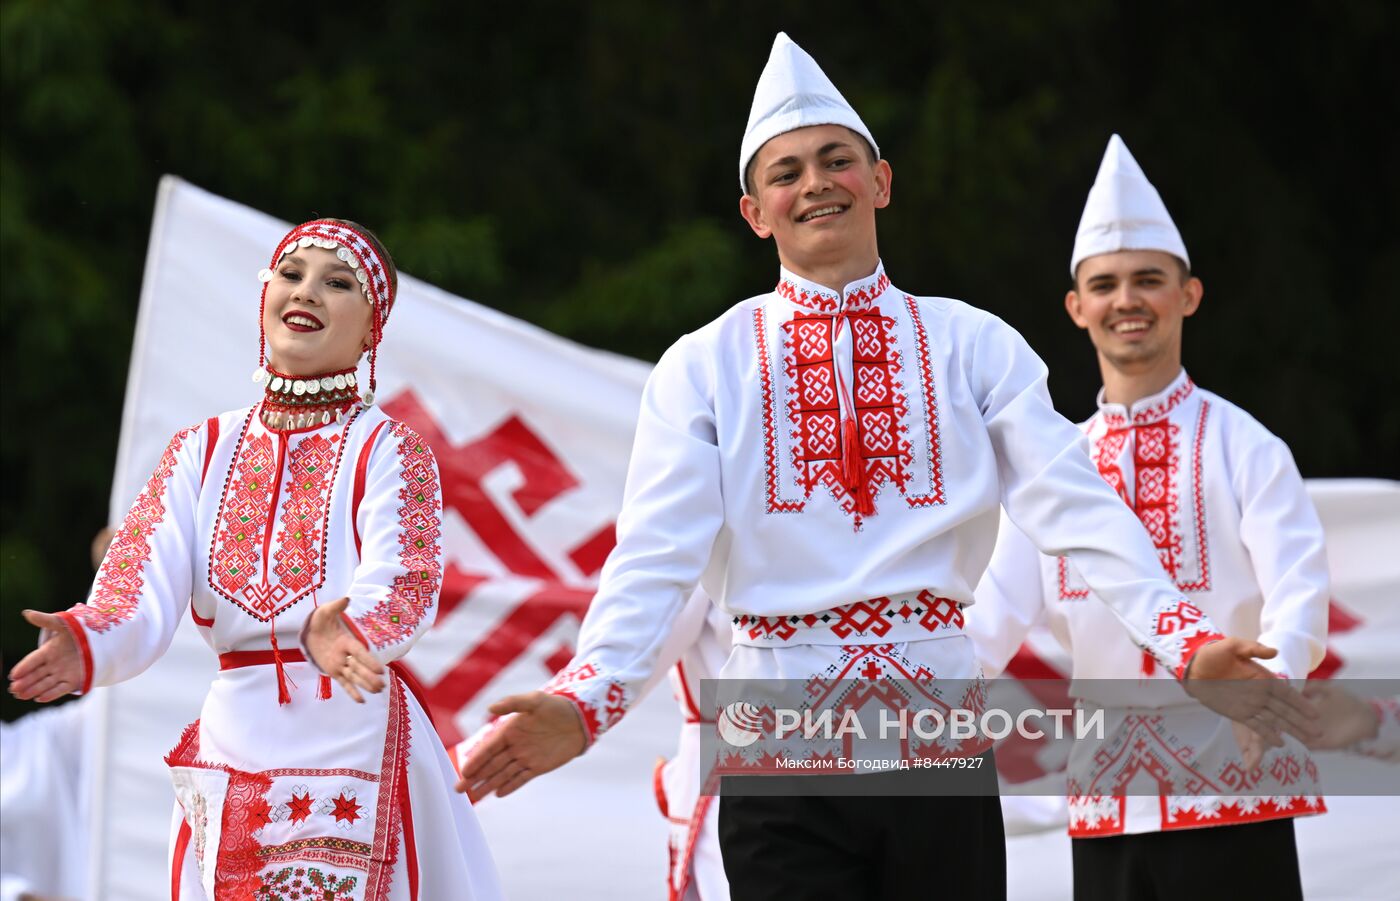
top-left (254, 219), bottom-right (396, 405)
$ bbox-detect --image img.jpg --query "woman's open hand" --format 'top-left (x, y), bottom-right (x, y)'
top-left (8, 610), bottom-right (85, 702)
top-left (304, 597), bottom-right (385, 703)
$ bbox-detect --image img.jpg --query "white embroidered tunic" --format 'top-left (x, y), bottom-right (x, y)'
top-left (966, 370), bottom-right (1330, 836)
top-left (57, 404), bottom-right (503, 900)
top-left (546, 264), bottom-right (1226, 752)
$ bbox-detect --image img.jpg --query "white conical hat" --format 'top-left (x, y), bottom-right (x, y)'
top-left (1070, 134), bottom-right (1189, 276)
top-left (738, 32), bottom-right (879, 194)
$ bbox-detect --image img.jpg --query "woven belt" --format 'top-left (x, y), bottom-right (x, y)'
top-left (731, 590), bottom-right (965, 647)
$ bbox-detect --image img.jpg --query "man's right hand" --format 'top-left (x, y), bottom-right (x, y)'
top-left (1181, 637), bottom-right (1319, 748)
top-left (455, 692), bottom-right (588, 802)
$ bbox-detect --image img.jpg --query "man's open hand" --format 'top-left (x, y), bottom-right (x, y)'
top-left (1182, 637), bottom-right (1319, 747)
top-left (455, 692), bottom-right (588, 801)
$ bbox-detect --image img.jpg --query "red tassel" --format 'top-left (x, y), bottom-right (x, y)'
top-left (1141, 650), bottom-right (1156, 677)
top-left (841, 418), bottom-right (863, 489)
top-left (270, 625), bottom-right (295, 706)
top-left (310, 590), bottom-right (331, 700)
top-left (841, 417), bottom-right (874, 516)
top-left (855, 481), bottom-right (875, 517)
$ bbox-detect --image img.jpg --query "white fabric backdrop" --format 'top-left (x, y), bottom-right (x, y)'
top-left (4, 178), bottom-right (1394, 899)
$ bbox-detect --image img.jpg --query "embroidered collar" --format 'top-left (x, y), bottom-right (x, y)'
top-left (775, 262), bottom-right (891, 314)
top-left (1098, 369), bottom-right (1196, 427)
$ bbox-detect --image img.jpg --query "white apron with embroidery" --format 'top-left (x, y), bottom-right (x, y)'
top-left (967, 370), bottom-right (1331, 836)
top-left (58, 404), bottom-right (503, 900)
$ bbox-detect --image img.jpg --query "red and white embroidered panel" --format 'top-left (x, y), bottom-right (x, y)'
top-left (208, 413), bottom-right (355, 622)
top-left (1058, 399), bottom-right (1212, 600)
top-left (74, 423), bottom-right (199, 633)
top-left (733, 591), bottom-right (964, 644)
top-left (166, 678), bottom-right (414, 901)
top-left (1065, 712), bottom-right (1324, 837)
top-left (713, 644), bottom-right (991, 775)
top-left (271, 433), bottom-right (339, 596)
top-left (754, 291), bottom-right (944, 528)
top-left (353, 422), bottom-right (444, 651)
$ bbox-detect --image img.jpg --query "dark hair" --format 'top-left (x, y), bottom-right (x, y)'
top-left (743, 128), bottom-right (879, 197)
top-left (1070, 255), bottom-right (1192, 289)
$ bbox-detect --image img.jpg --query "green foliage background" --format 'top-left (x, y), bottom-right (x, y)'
top-left (3, 1), bottom-right (1396, 718)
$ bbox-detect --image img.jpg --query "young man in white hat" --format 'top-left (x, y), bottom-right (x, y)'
top-left (459, 37), bottom-right (1316, 898)
top-left (965, 134), bottom-right (1330, 900)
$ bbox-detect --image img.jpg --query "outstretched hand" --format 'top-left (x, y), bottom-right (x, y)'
top-left (8, 610), bottom-right (85, 703)
top-left (1300, 681), bottom-right (1380, 750)
top-left (304, 597), bottom-right (384, 703)
top-left (1182, 637), bottom-right (1319, 748)
top-left (455, 692), bottom-right (587, 802)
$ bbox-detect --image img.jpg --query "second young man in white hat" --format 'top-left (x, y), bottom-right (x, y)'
top-left (965, 134), bottom-right (1329, 900)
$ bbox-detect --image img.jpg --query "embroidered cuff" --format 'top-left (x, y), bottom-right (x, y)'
top-left (542, 662), bottom-right (630, 748)
top-left (1145, 598), bottom-right (1224, 681)
top-left (54, 609), bottom-right (94, 696)
top-left (1171, 630), bottom-right (1226, 681)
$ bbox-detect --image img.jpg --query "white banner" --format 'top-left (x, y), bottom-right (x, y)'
top-left (44, 178), bottom-right (1400, 898)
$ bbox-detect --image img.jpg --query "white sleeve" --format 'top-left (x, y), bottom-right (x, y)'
top-left (972, 314), bottom-right (1223, 679)
top-left (1233, 432), bottom-right (1330, 678)
top-left (57, 424), bottom-right (205, 693)
top-left (545, 334), bottom-right (725, 746)
top-left (967, 512), bottom-right (1048, 678)
top-left (339, 421), bottom-right (444, 665)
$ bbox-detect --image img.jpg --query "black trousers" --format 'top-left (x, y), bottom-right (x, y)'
top-left (718, 758), bottom-right (1006, 901)
top-left (1071, 816), bottom-right (1303, 901)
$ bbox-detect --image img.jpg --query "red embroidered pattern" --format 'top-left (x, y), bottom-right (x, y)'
top-left (1058, 397), bottom-right (1212, 600)
top-left (271, 433), bottom-right (338, 595)
top-left (776, 272), bottom-right (889, 314)
top-left (1162, 794), bottom-right (1325, 831)
top-left (733, 592), bottom-right (964, 643)
top-left (210, 415), bottom-right (277, 602)
top-left (353, 422), bottom-right (443, 650)
top-left (781, 307), bottom-right (911, 527)
top-left (363, 676), bottom-right (410, 901)
top-left (1067, 795), bottom-right (1126, 837)
top-left (545, 662), bottom-right (629, 744)
top-left (902, 295), bottom-right (945, 507)
top-left (754, 308), bottom-right (804, 514)
top-left (256, 866), bottom-right (358, 901)
top-left (165, 719), bottom-right (275, 900)
top-left (74, 424), bottom-right (198, 633)
top-left (210, 411), bottom-right (358, 621)
top-left (1101, 375), bottom-right (1196, 429)
top-left (1177, 401), bottom-right (1213, 591)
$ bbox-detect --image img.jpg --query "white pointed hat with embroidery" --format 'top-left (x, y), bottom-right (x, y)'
top-left (738, 32), bottom-right (879, 193)
top-left (1070, 134), bottom-right (1189, 276)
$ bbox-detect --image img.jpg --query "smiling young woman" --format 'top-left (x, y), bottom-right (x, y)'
top-left (8, 219), bottom-right (504, 899)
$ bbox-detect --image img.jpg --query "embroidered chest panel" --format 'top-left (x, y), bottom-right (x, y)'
top-left (208, 410), bottom-right (359, 620)
top-left (753, 292), bottom-right (945, 529)
top-left (1058, 397), bottom-right (1213, 599)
